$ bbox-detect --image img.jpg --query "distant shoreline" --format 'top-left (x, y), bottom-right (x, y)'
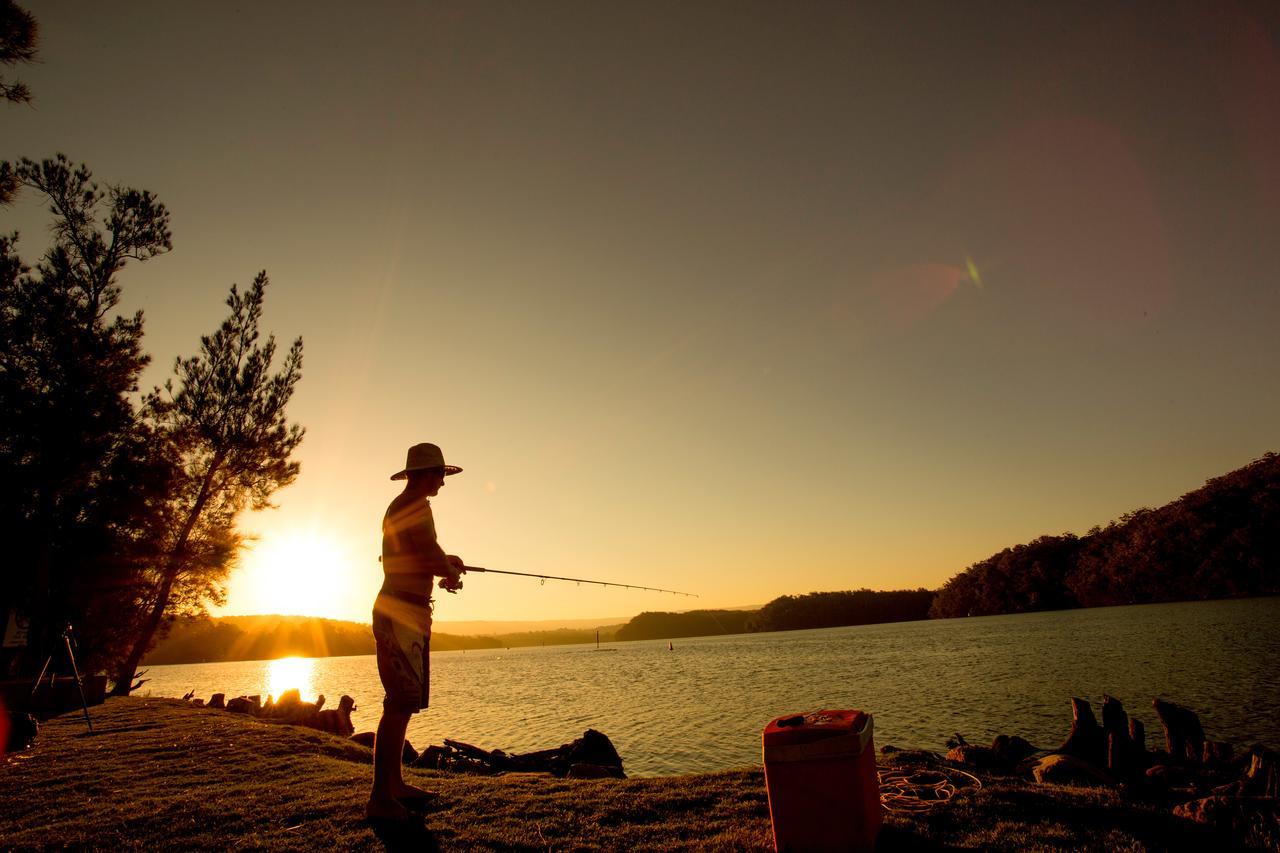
top-left (143, 593), bottom-right (1279, 667)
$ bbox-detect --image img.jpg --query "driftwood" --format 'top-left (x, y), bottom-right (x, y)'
top-left (414, 728), bottom-right (625, 778)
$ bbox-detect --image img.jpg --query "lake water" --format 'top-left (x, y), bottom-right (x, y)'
top-left (140, 597), bottom-right (1280, 777)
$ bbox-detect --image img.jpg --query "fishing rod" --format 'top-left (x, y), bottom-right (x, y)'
top-left (462, 565), bottom-right (698, 598)
top-left (379, 556), bottom-right (697, 597)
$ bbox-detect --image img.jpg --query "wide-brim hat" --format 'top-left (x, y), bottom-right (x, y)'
top-left (391, 442), bottom-right (462, 480)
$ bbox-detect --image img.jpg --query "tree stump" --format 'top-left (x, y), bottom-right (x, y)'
top-left (1153, 698), bottom-right (1205, 763)
top-left (1059, 697), bottom-right (1106, 767)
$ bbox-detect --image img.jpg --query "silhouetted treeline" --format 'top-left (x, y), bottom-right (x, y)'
top-left (142, 616), bottom-right (638, 663)
top-left (485, 627), bottom-right (623, 648)
top-left (615, 609), bottom-right (755, 641)
top-left (144, 616), bottom-right (376, 664)
top-left (746, 589), bottom-right (935, 633)
top-left (930, 452), bottom-right (1280, 618)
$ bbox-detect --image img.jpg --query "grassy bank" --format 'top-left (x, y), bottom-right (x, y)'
top-left (1, 698), bottom-right (1229, 850)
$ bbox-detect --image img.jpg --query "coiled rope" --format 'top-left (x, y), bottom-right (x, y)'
top-left (878, 766), bottom-right (983, 813)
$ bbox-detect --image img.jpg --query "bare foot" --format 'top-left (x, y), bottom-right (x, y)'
top-left (392, 782), bottom-right (440, 803)
top-left (366, 796), bottom-right (411, 821)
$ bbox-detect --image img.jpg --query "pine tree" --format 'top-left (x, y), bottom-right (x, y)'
top-left (111, 273), bottom-right (304, 693)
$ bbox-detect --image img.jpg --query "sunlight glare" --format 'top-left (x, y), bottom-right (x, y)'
top-left (234, 531), bottom-right (353, 619)
top-left (266, 656), bottom-right (316, 703)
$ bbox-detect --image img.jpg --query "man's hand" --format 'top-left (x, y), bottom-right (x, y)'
top-left (440, 556), bottom-right (465, 593)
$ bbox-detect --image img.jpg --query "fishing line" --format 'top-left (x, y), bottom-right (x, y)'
top-left (877, 766), bottom-right (983, 813)
top-left (463, 566), bottom-right (697, 598)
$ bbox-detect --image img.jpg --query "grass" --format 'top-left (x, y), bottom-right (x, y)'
top-left (0, 698), bottom-right (1244, 850)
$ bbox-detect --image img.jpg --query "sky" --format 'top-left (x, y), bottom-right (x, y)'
top-left (6, 1), bottom-right (1279, 625)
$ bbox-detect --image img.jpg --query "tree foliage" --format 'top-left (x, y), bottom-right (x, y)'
top-left (0, 156), bottom-right (173, 675)
top-left (615, 609), bottom-right (754, 642)
top-left (1, 155), bottom-right (304, 690)
top-left (747, 589), bottom-right (935, 633)
top-left (112, 272), bottom-right (304, 693)
top-left (929, 453), bottom-right (1280, 618)
top-left (0, 1), bottom-right (38, 107)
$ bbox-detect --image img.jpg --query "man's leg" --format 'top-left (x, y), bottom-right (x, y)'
top-left (368, 708), bottom-right (412, 819)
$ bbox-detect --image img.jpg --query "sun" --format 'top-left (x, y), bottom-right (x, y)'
top-left (228, 531), bottom-right (354, 619)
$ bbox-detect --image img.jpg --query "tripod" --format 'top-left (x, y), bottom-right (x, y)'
top-left (30, 623), bottom-right (93, 732)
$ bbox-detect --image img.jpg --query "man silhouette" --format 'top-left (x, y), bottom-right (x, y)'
top-left (367, 442), bottom-right (465, 820)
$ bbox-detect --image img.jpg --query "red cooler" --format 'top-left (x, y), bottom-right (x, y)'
top-left (762, 709), bottom-right (881, 852)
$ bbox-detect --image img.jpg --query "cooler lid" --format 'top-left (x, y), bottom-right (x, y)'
top-left (762, 709), bottom-right (868, 747)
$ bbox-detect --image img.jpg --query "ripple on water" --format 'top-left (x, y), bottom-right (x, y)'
top-left (141, 597), bottom-right (1280, 775)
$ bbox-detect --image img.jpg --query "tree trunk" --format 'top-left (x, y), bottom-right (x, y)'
top-left (110, 453), bottom-right (224, 695)
top-left (109, 569), bottom-right (177, 695)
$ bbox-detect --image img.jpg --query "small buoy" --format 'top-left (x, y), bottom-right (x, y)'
top-left (668, 641), bottom-right (674, 651)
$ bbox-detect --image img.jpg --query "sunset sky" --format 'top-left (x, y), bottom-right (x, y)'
top-left (7, 1), bottom-right (1279, 625)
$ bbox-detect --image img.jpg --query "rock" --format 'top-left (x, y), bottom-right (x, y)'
top-left (947, 745), bottom-right (996, 767)
top-left (4, 712), bottom-right (39, 751)
top-left (1031, 754), bottom-right (1116, 787)
top-left (1146, 763), bottom-right (1196, 787)
top-left (208, 693), bottom-right (225, 710)
top-left (991, 735), bottom-right (1036, 766)
top-left (189, 698), bottom-right (204, 707)
top-left (1173, 795), bottom-right (1279, 842)
top-left (567, 729), bottom-right (625, 777)
top-left (346, 731), bottom-right (415, 763)
top-left (226, 696), bottom-right (259, 714)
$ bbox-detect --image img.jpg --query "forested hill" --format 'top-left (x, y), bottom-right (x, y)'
top-left (930, 452), bottom-right (1280, 618)
top-left (142, 615), bottom-right (641, 663)
top-left (142, 615), bottom-right (503, 664)
top-left (613, 591), bottom-right (934, 640)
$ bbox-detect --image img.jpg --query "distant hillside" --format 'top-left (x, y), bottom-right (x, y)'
top-left (143, 615), bottom-right (365, 664)
top-left (613, 591), bottom-right (934, 640)
top-left (614, 609), bottom-right (754, 641)
top-left (141, 615), bottom-right (634, 664)
top-left (433, 617), bottom-right (629, 636)
top-left (930, 452), bottom-right (1280, 618)
top-left (748, 589), bottom-right (934, 632)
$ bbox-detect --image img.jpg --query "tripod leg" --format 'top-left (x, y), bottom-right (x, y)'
top-left (30, 653), bottom-right (54, 699)
top-left (64, 632), bottom-right (93, 733)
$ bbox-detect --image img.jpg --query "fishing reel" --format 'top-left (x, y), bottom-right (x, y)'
top-left (438, 574), bottom-right (464, 594)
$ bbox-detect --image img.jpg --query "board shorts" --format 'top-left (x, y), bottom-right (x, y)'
top-left (372, 590), bottom-right (433, 714)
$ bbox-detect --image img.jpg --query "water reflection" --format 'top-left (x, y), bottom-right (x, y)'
top-left (266, 656), bottom-right (315, 702)
top-left (142, 599), bottom-right (1280, 776)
